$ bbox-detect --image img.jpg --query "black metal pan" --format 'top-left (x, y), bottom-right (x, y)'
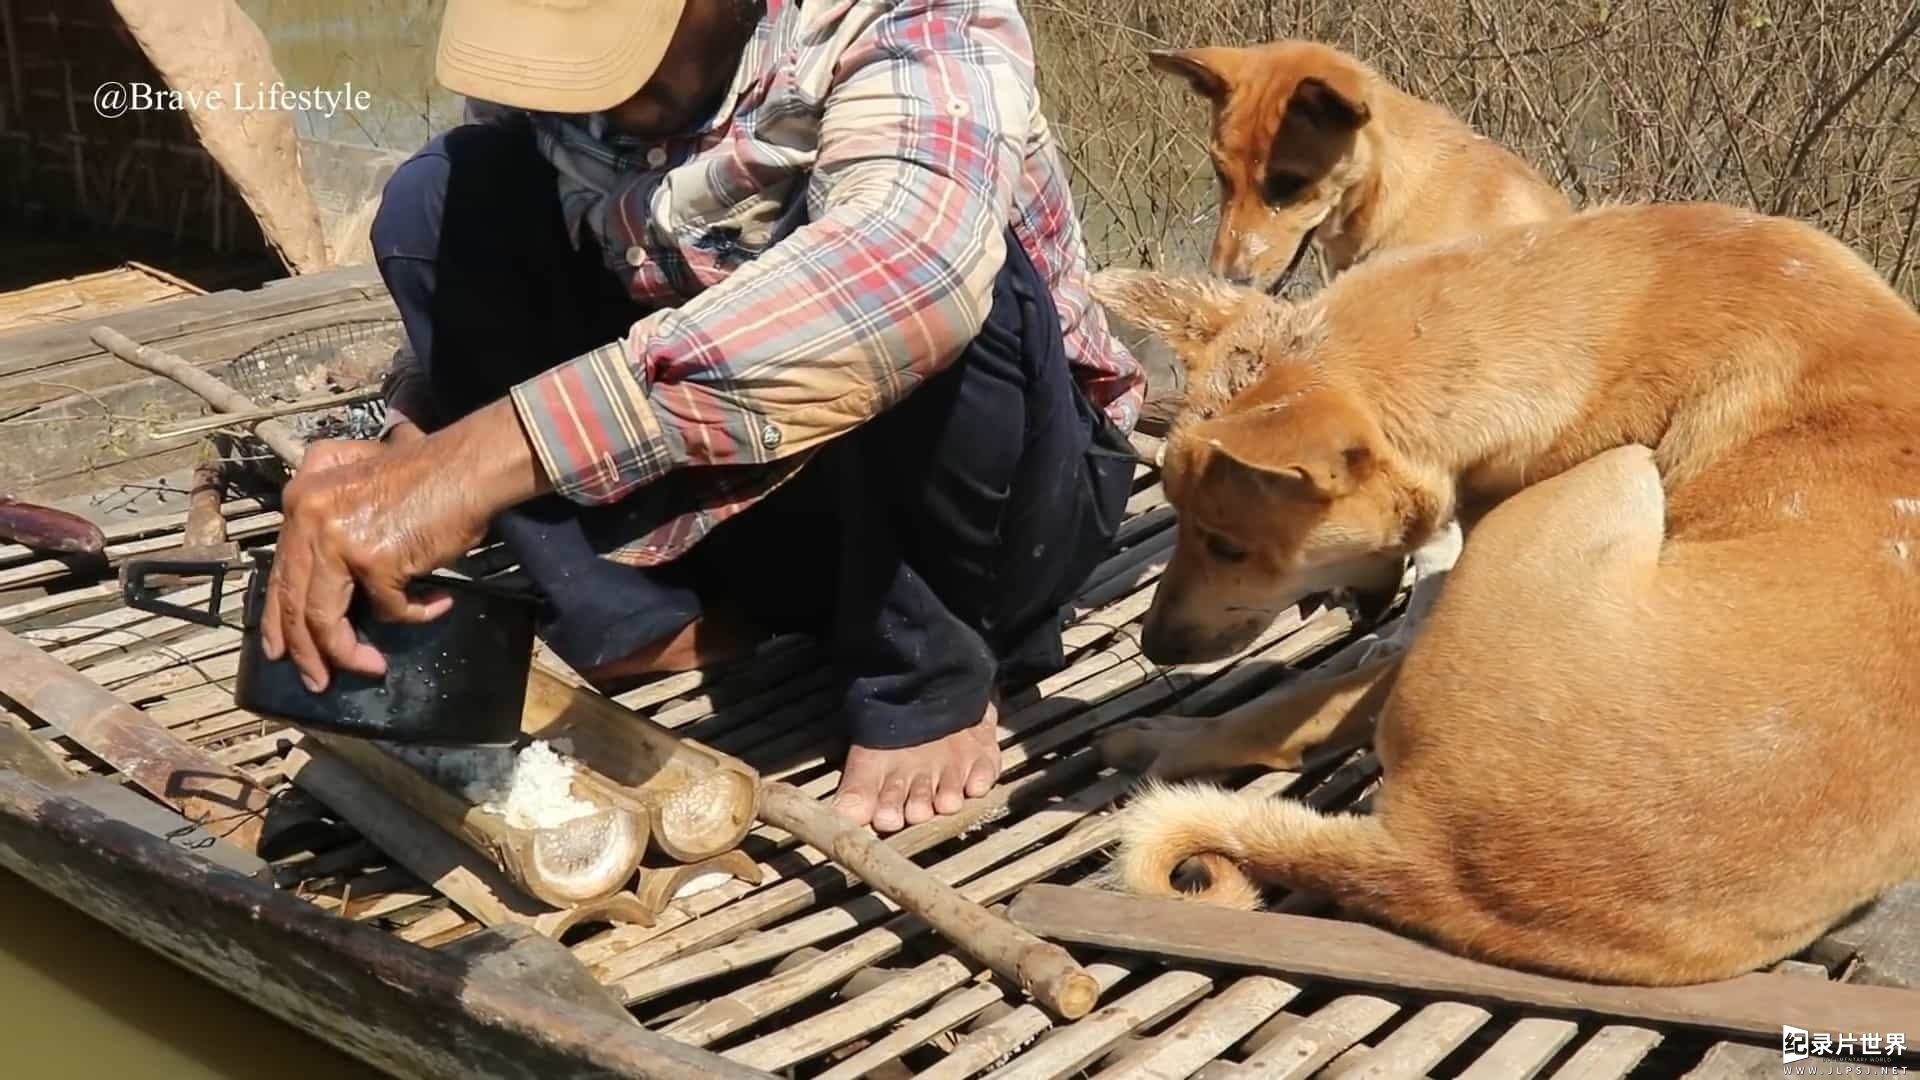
top-left (121, 549), bottom-right (538, 746)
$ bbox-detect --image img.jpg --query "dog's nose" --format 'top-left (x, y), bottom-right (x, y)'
top-left (1141, 620), bottom-right (1197, 666)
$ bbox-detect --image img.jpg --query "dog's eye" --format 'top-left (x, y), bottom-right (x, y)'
top-left (1204, 532), bottom-right (1250, 563)
top-left (1263, 171), bottom-right (1309, 204)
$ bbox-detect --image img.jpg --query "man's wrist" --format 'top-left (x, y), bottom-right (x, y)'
top-left (414, 398), bottom-right (553, 522)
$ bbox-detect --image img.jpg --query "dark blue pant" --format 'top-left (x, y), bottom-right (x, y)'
top-left (370, 121), bottom-right (1136, 748)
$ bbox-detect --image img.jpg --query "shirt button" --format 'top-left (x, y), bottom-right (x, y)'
top-left (759, 423), bottom-right (782, 450)
top-left (625, 246), bottom-right (646, 267)
top-left (946, 100), bottom-right (971, 119)
top-left (645, 146), bottom-right (669, 168)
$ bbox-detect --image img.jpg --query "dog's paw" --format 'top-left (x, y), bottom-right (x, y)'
top-left (1096, 714), bottom-right (1203, 776)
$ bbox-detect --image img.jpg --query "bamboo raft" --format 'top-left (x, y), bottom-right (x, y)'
top-left (1, 266), bottom-right (1917, 1080)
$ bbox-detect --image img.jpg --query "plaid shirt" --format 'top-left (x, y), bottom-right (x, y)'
top-left (446, 0), bottom-right (1142, 566)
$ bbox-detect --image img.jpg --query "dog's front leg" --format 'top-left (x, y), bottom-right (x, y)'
top-left (1099, 650), bottom-right (1405, 779)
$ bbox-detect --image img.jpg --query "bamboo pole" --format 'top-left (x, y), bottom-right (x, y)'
top-left (750, 781), bottom-right (1100, 1022)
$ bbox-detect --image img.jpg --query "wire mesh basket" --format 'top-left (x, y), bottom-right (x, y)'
top-left (216, 317), bottom-right (403, 443)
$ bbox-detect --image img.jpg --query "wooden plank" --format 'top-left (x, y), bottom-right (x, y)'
top-left (1809, 882), bottom-right (1920, 988)
top-left (0, 767), bottom-right (774, 1080)
top-left (983, 971), bottom-right (1216, 1080)
top-left (1684, 952), bottom-right (1849, 1078)
top-left (1007, 885), bottom-right (1920, 1040)
top-left (1230, 995), bottom-right (1402, 1080)
top-left (0, 510), bottom-right (282, 591)
top-left (1321, 1001), bottom-right (1490, 1080)
top-left (0, 496), bottom-right (266, 567)
top-left (1092, 976), bottom-right (1302, 1080)
top-left (1679, 1040), bottom-right (1793, 1079)
top-left (1546, 1026), bottom-right (1663, 1079)
top-left (0, 295), bottom-right (396, 426)
top-left (0, 263), bottom-right (383, 378)
top-left (1454, 1018), bottom-right (1581, 1080)
top-left (725, 954), bottom-right (984, 1070)
top-left (0, 626), bottom-right (270, 851)
top-left (813, 983), bottom-right (1006, 1080)
top-left (920, 962), bottom-right (1136, 1080)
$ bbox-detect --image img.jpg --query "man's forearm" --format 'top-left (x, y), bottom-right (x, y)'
top-left (409, 397), bottom-right (553, 520)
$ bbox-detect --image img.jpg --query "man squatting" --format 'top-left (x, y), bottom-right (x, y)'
top-left (260, 0), bottom-right (1161, 833)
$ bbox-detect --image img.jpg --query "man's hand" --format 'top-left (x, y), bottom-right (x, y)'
top-left (297, 437), bottom-right (389, 476)
top-left (260, 398), bottom-right (551, 692)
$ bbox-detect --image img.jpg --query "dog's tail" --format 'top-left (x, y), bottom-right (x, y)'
top-left (1100, 779), bottom-right (1450, 923)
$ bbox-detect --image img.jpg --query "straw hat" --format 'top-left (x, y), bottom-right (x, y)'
top-left (435, 0), bottom-right (688, 114)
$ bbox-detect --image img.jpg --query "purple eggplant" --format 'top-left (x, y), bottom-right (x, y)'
top-left (0, 496), bottom-right (108, 559)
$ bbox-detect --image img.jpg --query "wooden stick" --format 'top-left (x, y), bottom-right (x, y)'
top-left (0, 627), bottom-right (270, 851)
top-left (90, 325), bottom-right (308, 467)
top-left (754, 780), bottom-right (1101, 1022)
top-left (148, 387), bottom-right (383, 441)
top-left (919, 961), bottom-right (1138, 1080)
top-left (623, 768), bottom-right (1135, 1006)
top-left (1005, 885), bottom-right (1920, 1039)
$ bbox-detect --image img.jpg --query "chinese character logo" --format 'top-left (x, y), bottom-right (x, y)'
top-left (1784, 1025), bottom-right (1810, 1064)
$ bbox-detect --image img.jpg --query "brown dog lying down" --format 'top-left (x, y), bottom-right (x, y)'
top-left (1147, 38), bottom-right (1570, 293)
top-left (1090, 201), bottom-right (1920, 986)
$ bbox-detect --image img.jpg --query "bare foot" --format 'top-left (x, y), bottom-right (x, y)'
top-left (833, 700), bottom-right (1002, 834)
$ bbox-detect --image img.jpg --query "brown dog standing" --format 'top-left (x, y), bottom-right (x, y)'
top-left (1091, 201), bottom-right (1920, 985)
top-left (1149, 38), bottom-right (1570, 292)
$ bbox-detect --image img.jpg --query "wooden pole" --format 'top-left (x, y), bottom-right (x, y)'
top-left (1006, 884), bottom-right (1920, 1040)
top-left (0, 627), bottom-right (272, 851)
top-left (90, 325), bottom-right (308, 467)
top-left (755, 779), bottom-right (1101, 1022)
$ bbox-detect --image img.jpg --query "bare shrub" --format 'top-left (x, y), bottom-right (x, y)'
top-left (1028, 0), bottom-right (1920, 299)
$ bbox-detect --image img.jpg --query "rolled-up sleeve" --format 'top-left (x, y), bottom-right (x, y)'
top-left (510, 0), bottom-right (1037, 506)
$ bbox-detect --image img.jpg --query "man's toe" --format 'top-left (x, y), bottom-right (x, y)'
top-left (934, 758), bottom-right (969, 814)
top-left (904, 773), bottom-right (937, 826)
top-left (872, 775), bottom-right (911, 833)
top-left (833, 755), bottom-right (883, 826)
top-left (963, 753), bottom-right (998, 799)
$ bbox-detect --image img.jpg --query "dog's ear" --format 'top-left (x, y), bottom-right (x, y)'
top-left (1147, 47), bottom-right (1243, 102)
top-left (1089, 268), bottom-right (1260, 355)
top-left (1200, 410), bottom-right (1377, 502)
top-left (1285, 71), bottom-right (1371, 134)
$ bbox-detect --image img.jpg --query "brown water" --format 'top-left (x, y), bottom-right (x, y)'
top-left (0, 869), bottom-right (376, 1079)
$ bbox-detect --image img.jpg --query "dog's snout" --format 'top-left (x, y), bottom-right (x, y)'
top-left (1140, 618), bottom-right (1195, 665)
top-left (1144, 615), bottom-right (1264, 666)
